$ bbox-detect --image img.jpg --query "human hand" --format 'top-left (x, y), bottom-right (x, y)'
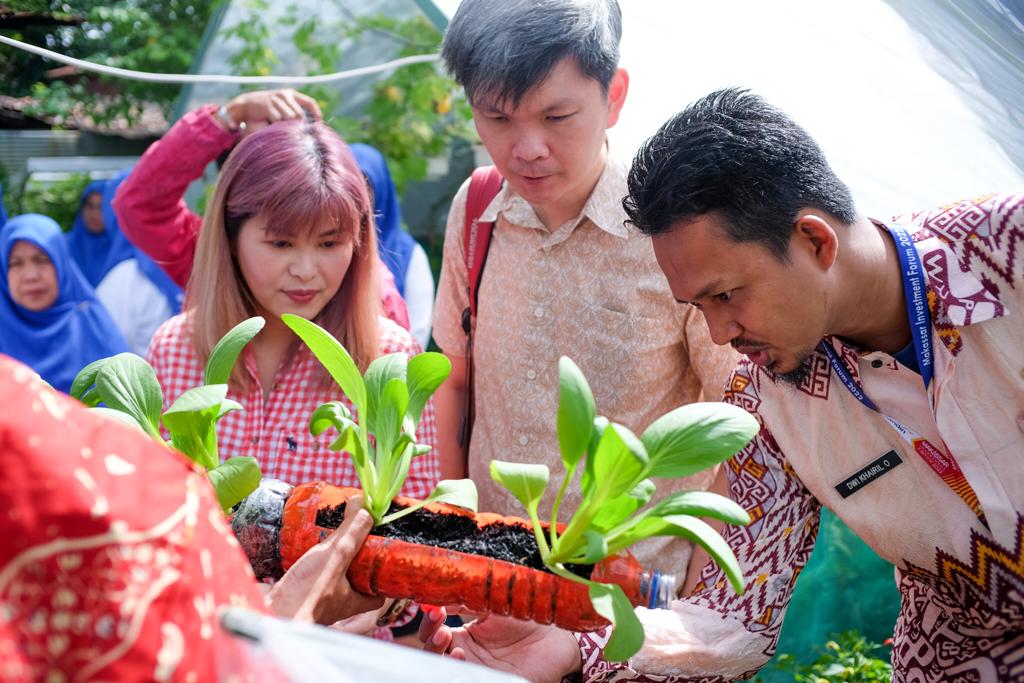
top-left (220, 88), bottom-right (322, 134)
top-left (265, 495), bottom-right (384, 625)
top-left (419, 606), bottom-right (581, 683)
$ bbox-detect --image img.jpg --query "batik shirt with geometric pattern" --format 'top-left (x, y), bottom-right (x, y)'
top-left (147, 312), bottom-right (440, 497)
top-left (573, 191), bottom-right (1024, 682)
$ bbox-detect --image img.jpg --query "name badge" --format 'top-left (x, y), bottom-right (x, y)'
top-left (834, 450), bottom-right (903, 499)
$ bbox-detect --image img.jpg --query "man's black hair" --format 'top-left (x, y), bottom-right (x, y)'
top-left (441, 0), bottom-right (622, 109)
top-left (623, 88), bottom-right (857, 260)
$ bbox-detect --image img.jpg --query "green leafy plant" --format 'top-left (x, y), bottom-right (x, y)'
top-left (766, 631), bottom-right (893, 682)
top-left (282, 313), bottom-right (477, 525)
top-left (490, 357), bottom-right (757, 661)
top-left (70, 317), bottom-right (265, 511)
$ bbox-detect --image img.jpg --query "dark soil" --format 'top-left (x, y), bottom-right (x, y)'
top-left (316, 501), bottom-right (591, 579)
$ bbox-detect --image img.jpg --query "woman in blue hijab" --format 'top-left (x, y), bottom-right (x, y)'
top-left (65, 179), bottom-right (112, 286)
top-left (92, 170), bottom-right (183, 355)
top-left (1, 214), bottom-right (129, 393)
top-left (349, 143), bottom-right (434, 349)
top-left (100, 170), bottom-right (183, 315)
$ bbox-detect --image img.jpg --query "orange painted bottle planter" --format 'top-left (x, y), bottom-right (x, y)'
top-left (275, 482), bottom-right (676, 632)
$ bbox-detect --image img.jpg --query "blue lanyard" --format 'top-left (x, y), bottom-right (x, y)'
top-left (819, 223), bottom-right (933, 408)
top-left (888, 224), bottom-right (933, 390)
top-left (818, 225), bottom-right (987, 525)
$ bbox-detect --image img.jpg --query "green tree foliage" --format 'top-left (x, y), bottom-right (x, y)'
top-left (1, 1), bottom-right (221, 126)
top-left (220, 2), bottom-right (475, 191)
top-left (2, 1), bottom-right (473, 218)
top-left (0, 164), bottom-right (14, 219)
top-left (19, 173), bottom-right (91, 230)
top-left (334, 14), bottom-right (475, 191)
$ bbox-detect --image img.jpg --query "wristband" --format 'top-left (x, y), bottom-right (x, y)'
top-left (217, 104), bottom-right (247, 133)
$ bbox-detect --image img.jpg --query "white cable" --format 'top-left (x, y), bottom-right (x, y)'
top-left (0, 34), bottom-right (440, 85)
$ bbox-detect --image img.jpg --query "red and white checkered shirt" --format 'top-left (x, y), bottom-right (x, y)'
top-left (147, 313), bottom-right (440, 497)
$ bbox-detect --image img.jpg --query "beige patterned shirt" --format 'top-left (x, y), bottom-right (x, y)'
top-left (434, 155), bottom-right (739, 576)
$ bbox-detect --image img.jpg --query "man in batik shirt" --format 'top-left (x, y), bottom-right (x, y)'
top-left (421, 89), bottom-right (1024, 683)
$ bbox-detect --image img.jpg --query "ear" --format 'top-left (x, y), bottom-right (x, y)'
top-left (792, 211), bottom-right (839, 271)
top-left (605, 68), bottom-right (629, 129)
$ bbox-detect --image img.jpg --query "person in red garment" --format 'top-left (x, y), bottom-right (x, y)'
top-left (111, 88), bottom-right (409, 331)
top-left (0, 354), bottom-right (382, 681)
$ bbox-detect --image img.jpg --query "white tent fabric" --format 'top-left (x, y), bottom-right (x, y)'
top-left (438, 0), bottom-right (1023, 217)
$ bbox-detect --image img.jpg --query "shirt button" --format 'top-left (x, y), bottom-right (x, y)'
top-left (526, 369), bottom-right (537, 380)
top-left (871, 359), bottom-right (884, 368)
top-left (533, 307), bottom-right (544, 318)
top-left (518, 435), bottom-right (529, 446)
top-left (312, 441), bottom-right (320, 451)
top-left (250, 436), bottom-right (259, 445)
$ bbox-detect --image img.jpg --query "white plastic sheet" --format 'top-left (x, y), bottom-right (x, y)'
top-left (609, 0), bottom-right (1023, 216)
top-left (437, 0), bottom-right (1023, 217)
top-left (219, 608), bottom-right (528, 683)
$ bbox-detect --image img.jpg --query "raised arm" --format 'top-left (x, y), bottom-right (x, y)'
top-left (113, 106), bottom-right (233, 286)
top-left (113, 89), bottom-right (323, 287)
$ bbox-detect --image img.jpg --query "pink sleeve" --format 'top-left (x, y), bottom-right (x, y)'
top-left (379, 262), bottom-right (411, 331)
top-left (113, 104), bottom-right (238, 287)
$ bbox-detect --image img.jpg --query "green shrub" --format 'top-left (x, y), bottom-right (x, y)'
top-left (19, 173), bottom-right (93, 231)
top-left (758, 631), bottom-right (892, 683)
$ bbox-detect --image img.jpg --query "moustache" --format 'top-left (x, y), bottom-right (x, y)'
top-left (731, 338), bottom-right (769, 352)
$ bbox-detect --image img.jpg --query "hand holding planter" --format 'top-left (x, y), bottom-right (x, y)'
top-left (273, 316), bottom-right (758, 661)
top-left (236, 481), bottom-right (674, 632)
top-left (265, 493), bottom-right (385, 625)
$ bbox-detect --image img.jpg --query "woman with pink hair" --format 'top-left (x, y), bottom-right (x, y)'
top-left (143, 98), bottom-right (440, 501)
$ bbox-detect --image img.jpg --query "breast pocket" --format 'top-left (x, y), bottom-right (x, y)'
top-left (586, 305), bottom-right (681, 356)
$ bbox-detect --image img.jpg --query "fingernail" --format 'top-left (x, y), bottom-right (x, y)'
top-left (432, 630), bottom-right (446, 646)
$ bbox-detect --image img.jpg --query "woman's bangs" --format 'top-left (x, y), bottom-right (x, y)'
top-left (254, 175), bottom-right (363, 245)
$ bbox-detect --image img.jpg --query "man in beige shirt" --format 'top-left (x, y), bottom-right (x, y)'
top-left (432, 0), bottom-right (737, 575)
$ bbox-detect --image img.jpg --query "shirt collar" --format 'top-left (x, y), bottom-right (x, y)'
top-left (872, 218), bottom-right (1008, 331)
top-left (479, 150), bottom-right (630, 241)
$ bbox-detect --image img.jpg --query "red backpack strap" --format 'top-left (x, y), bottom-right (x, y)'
top-left (458, 165), bottom-right (503, 448)
top-left (462, 165), bottom-right (503, 326)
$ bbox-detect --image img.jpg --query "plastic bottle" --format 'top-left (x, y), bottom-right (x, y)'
top-left (592, 551), bottom-right (678, 611)
top-left (232, 479), bottom-right (678, 631)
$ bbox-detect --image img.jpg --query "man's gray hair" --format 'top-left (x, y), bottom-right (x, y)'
top-left (441, 0), bottom-right (622, 109)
